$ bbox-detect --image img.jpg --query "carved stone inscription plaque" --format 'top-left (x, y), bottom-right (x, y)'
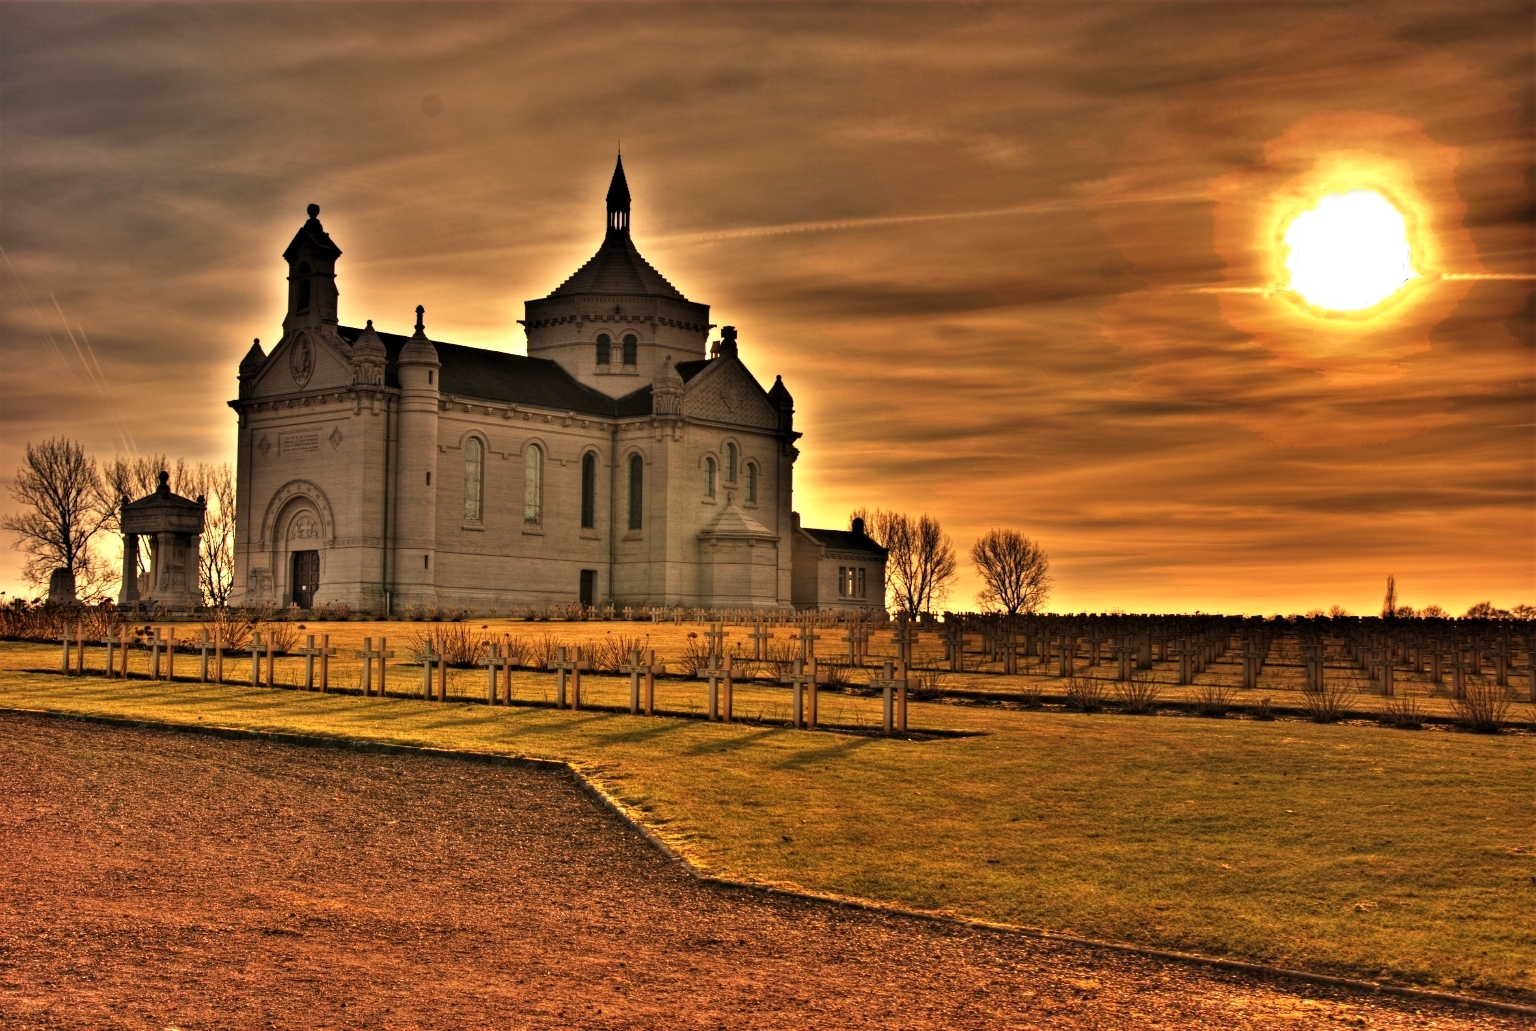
top-left (281, 431), bottom-right (321, 455)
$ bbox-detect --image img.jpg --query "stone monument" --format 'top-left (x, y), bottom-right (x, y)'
top-left (118, 471), bottom-right (207, 609)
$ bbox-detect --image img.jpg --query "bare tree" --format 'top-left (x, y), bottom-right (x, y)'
top-left (196, 463), bottom-right (236, 607)
top-left (3, 438), bottom-right (111, 597)
top-left (971, 528), bottom-right (1052, 615)
top-left (1382, 575), bottom-right (1397, 618)
top-left (851, 507), bottom-right (956, 618)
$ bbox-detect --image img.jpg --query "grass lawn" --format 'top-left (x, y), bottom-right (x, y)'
top-left (2, 641), bottom-right (1532, 1002)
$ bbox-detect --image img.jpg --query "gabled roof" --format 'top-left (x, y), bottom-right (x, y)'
top-left (546, 233), bottom-right (687, 300)
top-left (800, 526), bottom-right (888, 557)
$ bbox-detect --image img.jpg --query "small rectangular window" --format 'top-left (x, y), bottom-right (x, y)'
top-left (424, 554), bottom-right (430, 569)
top-left (838, 566), bottom-right (847, 596)
top-left (426, 471), bottom-right (432, 486)
top-left (857, 567), bottom-right (866, 598)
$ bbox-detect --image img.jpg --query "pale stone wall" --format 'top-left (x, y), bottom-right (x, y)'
top-left (524, 294), bottom-right (710, 399)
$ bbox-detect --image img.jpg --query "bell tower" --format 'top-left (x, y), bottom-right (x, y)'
top-left (281, 203), bottom-right (342, 336)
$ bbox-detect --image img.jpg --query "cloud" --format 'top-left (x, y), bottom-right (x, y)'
top-left (0, 2), bottom-right (1530, 612)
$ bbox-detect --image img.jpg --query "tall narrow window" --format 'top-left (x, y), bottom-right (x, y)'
top-left (726, 443), bottom-right (737, 483)
top-left (704, 457), bottom-right (716, 498)
top-left (596, 333), bottom-right (611, 366)
top-left (838, 566), bottom-right (848, 597)
top-left (745, 463), bottom-right (757, 504)
top-left (581, 453), bottom-right (597, 529)
top-left (628, 454), bottom-right (643, 530)
top-left (622, 334), bottom-right (638, 366)
top-left (857, 567), bottom-right (866, 598)
top-left (464, 438), bottom-right (484, 521)
top-left (524, 443), bottom-right (543, 525)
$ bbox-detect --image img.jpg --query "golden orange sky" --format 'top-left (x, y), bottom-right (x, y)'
top-left (1, 2), bottom-right (1532, 614)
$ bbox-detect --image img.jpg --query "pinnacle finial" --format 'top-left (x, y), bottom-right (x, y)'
top-left (365, 319), bottom-right (373, 329)
top-left (414, 305), bottom-right (425, 334)
top-left (606, 154), bottom-right (631, 237)
top-left (307, 203), bottom-right (320, 219)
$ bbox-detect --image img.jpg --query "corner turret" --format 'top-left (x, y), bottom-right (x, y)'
top-left (238, 338), bottom-right (266, 398)
top-left (768, 374), bottom-right (794, 434)
top-left (350, 319), bottom-right (387, 387)
top-left (398, 306), bottom-right (440, 383)
top-left (652, 356), bottom-right (684, 415)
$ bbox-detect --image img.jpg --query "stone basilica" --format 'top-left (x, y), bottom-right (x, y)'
top-left (231, 158), bottom-right (885, 614)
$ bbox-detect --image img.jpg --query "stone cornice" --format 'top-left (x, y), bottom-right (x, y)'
top-left (228, 385), bottom-right (398, 414)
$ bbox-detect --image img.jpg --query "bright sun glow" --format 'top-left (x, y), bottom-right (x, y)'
top-left (1282, 190), bottom-right (1415, 312)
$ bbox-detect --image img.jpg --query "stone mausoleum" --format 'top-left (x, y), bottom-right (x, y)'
top-left (230, 158), bottom-right (885, 614)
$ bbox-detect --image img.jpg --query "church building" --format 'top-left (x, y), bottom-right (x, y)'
top-left (230, 158), bottom-right (885, 614)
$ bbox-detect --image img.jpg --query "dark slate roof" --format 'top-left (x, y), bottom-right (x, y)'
top-left (338, 325), bottom-right (650, 418)
top-left (801, 527), bottom-right (888, 556)
top-left (547, 233), bottom-right (686, 299)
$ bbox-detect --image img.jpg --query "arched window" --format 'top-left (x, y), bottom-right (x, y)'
top-left (524, 443), bottom-right (543, 525)
top-left (745, 462), bottom-right (757, 504)
top-left (580, 453), bottom-right (597, 529)
top-left (726, 443), bottom-right (738, 483)
top-left (704, 457), bottom-right (716, 498)
top-left (463, 437), bottom-right (484, 521)
top-left (596, 333), bottom-right (611, 366)
top-left (622, 334), bottom-right (638, 366)
top-left (295, 262), bottom-right (312, 311)
top-left (627, 454), bottom-right (644, 530)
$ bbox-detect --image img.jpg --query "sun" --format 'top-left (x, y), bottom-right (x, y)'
top-left (1281, 190), bottom-right (1416, 312)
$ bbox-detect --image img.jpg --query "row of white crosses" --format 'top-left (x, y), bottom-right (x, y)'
top-left (57, 622), bottom-right (305, 686)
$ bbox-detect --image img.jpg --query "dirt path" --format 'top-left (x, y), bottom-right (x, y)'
top-left (0, 714), bottom-right (1520, 1030)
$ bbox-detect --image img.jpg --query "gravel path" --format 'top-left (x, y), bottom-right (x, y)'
top-left (0, 713), bottom-right (1521, 1030)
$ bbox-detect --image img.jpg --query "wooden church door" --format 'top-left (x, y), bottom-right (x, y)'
top-left (292, 550), bottom-right (319, 608)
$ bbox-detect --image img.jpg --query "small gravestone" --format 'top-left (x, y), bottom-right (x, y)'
top-left (47, 567), bottom-right (78, 607)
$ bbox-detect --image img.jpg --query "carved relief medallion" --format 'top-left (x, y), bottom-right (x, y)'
top-left (290, 334), bottom-right (315, 388)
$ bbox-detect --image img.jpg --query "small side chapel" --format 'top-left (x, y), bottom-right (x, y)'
top-left (230, 157), bottom-right (885, 614)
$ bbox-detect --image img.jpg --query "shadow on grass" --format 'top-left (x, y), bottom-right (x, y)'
top-left (772, 734), bottom-right (880, 770)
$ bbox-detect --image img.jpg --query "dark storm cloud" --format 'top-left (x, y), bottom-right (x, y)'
top-left (1, 2), bottom-right (1531, 611)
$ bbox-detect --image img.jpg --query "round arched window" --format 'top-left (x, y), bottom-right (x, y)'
top-left (524, 443), bottom-right (543, 525)
top-left (622, 334), bottom-right (638, 366)
top-left (463, 438), bottom-right (484, 521)
top-left (596, 333), bottom-right (612, 366)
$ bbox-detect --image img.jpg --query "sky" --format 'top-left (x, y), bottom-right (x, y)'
top-left (1, 2), bottom-right (1532, 615)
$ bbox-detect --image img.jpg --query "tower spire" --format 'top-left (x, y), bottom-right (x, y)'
top-left (606, 153), bottom-right (631, 238)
